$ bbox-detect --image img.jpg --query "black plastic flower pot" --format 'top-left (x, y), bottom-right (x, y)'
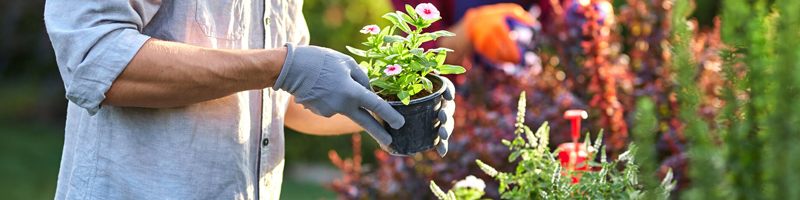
top-left (376, 74), bottom-right (447, 156)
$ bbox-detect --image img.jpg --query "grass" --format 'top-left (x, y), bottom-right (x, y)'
top-left (0, 118), bottom-right (340, 200)
top-left (281, 179), bottom-right (337, 200)
top-left (0, 119), bottom-right (63, 200)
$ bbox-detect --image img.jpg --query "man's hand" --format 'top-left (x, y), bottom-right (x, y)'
top-left (435, 78), bottom-right (456, 157)
top-left (463, 3), bottom-right (537, 64)
top-left (274, 43), bottom-right (405, 147)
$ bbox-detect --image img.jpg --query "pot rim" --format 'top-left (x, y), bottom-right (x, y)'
top-left (384, 74), bottom-right (446, 106)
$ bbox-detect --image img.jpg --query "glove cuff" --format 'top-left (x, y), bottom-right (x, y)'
top-left (274, 43), bottom-right (323, 97)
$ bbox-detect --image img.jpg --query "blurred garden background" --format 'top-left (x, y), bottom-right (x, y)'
top-left (1, 0), bottom-right (397, 199)
top-left (3, 0), bottom-right (800, 199)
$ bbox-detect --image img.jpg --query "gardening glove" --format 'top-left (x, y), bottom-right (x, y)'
top-left (463, 3), bottom-right (537, 64)
top-left (275, 43), bottom-right (405, 147)
top-left (436, 77), bottom-right (456, 157)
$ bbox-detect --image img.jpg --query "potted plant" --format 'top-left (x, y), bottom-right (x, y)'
top-left (347, 3), bottom-right (466, 156)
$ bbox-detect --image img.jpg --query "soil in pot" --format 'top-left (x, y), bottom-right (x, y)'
top-left (375, 84), bottom-right (441, 102)
top-left (373, 74), bottom-right (446, 156)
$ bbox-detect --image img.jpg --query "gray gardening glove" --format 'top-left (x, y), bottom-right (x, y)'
top-left (436, 77), bottom-right (456, 157)
top-left (274, 43), bottom-right (405, 147)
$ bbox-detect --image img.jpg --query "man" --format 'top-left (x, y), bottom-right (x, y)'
top-left (44, 0), bottom-right (455, 199)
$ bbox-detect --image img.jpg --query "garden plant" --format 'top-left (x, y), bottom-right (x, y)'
top-left (326, 0), bottom-right (800, 199)
top-left (346, 3), bottom-right (466, 156)
top-left (430, 92), bottom-right (675, 200)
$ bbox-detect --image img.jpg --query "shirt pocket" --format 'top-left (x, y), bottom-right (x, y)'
top-left (195, 0), bottom-right (250, 40)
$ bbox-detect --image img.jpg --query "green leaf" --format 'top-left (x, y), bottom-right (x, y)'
top-left (435, 51), bottom-right (447, 67)
top-left (378, 25), bottom-right (391, 38)
top-left (438, 64), bottom-right (466, 74)
top-left (414, 55), bottom-right (434, 67)
top-left (420, 31), bottom-right (455, 41)
top-left (393, 43), bottom-right (404, 54)
top-left (509, 151), bottom-right (521, 162)
top-left (365, 50), bottom-right (386, 58)
top-left (409, 48), bottom-right (424, 57)
top-left (584, 131), bottom-right (592, 151)
top-left (382, 12), bottom-right (401, 26)
top-left (384, 54), bottom-right (400, 61)
top-left (370, 36), bottom-right (381, 45)
top-left (405, 4), bottom-right (417, 19)
top-left (382, 13), bottom-right (411, 33)
top-left (346, 46), bottom-right (367, 57)
top-left (371, 79), bottom-right (399, 90)
top-left (420, 77), bottom-right (433, 91)
top-left (410, 84), bottom-right (424, 95)
top-left (425, 52), bottom-right (436, 59)
top-left (397, 11), bottom-right (414, 24)
top-left (409, 62), bottom-right (425, 71)
top-left (420, 19), bottom-right (441, 28)
top-left (421, 33), bottom-right (439, 41)
top-left (427, 47), bottom-right (454, 53)
top-left (383, 35), bottom-right (407, 43)
top-left (398, 91), bottom-right (411, 105)
top-left (379, 89), bottom-right (399, 95)
top-left (431, 30), bottom-right (456, 37)
top-left (398, 73), bottom-right (414, 86)
top-left (374, 60), bottom-right (387, 68)
top-left (417, 36), bottom-right (434, 44)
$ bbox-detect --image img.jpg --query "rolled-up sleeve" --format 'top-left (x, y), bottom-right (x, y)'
top-left (45, 0), bottom-right (161, 115)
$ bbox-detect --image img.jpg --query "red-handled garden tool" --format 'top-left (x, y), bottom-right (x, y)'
top-left (557, 110), bottom-right (594, 183)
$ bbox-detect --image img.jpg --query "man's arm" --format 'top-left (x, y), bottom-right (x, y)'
top-left (102, 38), bottom-right (286, 108)
top-left (284, 98), bottom-right (363, 135)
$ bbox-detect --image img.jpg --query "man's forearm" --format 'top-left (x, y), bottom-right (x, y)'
top-left (102, 38), bottom-right (286, 108)
top-left (284, 98), bottom-right (364, 135)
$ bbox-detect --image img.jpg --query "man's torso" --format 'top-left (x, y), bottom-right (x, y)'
top-left (55, 0), bottom-right (308, 199)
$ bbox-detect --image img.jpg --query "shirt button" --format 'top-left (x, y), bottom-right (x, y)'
top-left (262, 138), bottom-right (270, 147)
top-left (264, 17), bottom-right (271, 26)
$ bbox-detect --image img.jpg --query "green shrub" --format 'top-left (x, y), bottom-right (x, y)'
top-left (672, 0), bottom-right (800, 199)
top-left (430, 92), bottom-right (674, 200)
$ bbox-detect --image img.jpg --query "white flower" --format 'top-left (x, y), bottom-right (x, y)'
top-left (453, 175), bottom-right (486, 191)
top-left (360, 25), bottom-right (381, 35)
top-left (415, 3), bottom-right (441, 20)
top-left (384, 64), bottom-right (403, 76)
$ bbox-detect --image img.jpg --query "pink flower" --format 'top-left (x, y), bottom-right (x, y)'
top-left (415, 3), bottom-right (440, 20)
top-left (360, 25), bottom-right (380, 35)
top-left (384, 64), bottom-right (403, 76)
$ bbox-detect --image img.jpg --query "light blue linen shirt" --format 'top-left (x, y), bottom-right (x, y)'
top-left (44, 0), bottom-right (309, 199)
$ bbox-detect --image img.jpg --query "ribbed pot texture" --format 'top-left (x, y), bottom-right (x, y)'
top-left (377, 74), bottom-right (446, 156)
